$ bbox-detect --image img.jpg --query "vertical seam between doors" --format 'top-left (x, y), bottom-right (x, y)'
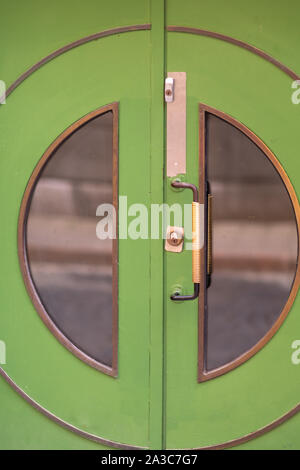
top-left (148, 0), bottom-right (166, 450)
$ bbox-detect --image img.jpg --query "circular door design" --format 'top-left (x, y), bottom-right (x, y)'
top-left (0, 25), bottom-right (153, 450)
top-left (165, 26), bottom-right (300, 450)
top-left (1, 17), bottom-right (300, 450)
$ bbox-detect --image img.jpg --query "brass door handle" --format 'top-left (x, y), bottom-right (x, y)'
top-left (206, 182), bottom-right (213, 288)
top-left (170, 181), bottom-right (201, 301)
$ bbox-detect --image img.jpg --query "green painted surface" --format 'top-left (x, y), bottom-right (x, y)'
top-left (235, 411), bottom-right (300, 450)
top-left (148, 0), bottom-right (166, 450)
top-left (165, 27), bottom-right (300, 450)
top-left (167, 0), bottom-right (300, 77)
top-left (0, 0), bottom-right (149, 88)
top-left (0, 377), bottom-right (103, 449)
top-left (0, 0), bottom-right (154, 449)
top-left (0, 0), bottom-right (300, 450)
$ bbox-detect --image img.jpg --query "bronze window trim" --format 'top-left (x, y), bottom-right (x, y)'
top-left (18, 102), bottom-right (119, 377)
top-left (170, 399), bottom-right (300, 450)
top-left (198, 103), bottom-right (300, 383)
top-left (0, 24), bottom-right (151, 104)
top-left (167, 26), bottom-right (300, 81)
top-left (1, 362), bottom-right (299, 450)
top-left (0, 367), bottom-right (147, 450)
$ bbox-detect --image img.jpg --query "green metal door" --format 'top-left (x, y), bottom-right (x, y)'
top-left (0, 1), bottom-right (166, 450)
top-left (1, 0), bottom-right (300, 451)
top-left (164, 1), bottom-right (300, 450)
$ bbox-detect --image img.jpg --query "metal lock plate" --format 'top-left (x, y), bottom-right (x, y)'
top-left (166, 72), bottom-right (186, 177)
top-left (165, 226), bottom-right (184, 253)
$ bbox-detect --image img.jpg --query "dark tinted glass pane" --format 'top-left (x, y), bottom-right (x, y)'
top-left (26, 111), bottom-right (114, 367)
top-left (206, 113), bottom-right (298, 371)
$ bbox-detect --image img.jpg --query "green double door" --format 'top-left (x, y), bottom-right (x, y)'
top-left (164, 28), bottom-right (300, 450)
top-left (0, 0), bottom-right (299, 451)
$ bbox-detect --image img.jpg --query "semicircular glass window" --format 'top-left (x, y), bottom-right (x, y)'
top-left (24, 108), bottom-right (117, 374)
top-left (204, 111), bottom-right (298, 372)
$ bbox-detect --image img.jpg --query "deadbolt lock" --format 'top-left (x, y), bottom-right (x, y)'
top-left (165, 226), bottom-right (184, 252)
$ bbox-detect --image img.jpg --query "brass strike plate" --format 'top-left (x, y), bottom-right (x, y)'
top-left (165, 226), bottom-right (184, 253)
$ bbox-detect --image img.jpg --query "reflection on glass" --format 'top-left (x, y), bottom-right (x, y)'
top-left (205, 113), bottom-right (298, 371)
top-left (27, 111), bottom-right (114, 367)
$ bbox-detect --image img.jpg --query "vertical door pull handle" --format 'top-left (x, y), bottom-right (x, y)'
top-left (170, 181), bottom-right (200, 301)
top-left (206, 182), bottom-right (213, 288)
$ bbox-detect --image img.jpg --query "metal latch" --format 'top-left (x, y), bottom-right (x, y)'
top-left (165, 77), bottom-right (174, 102)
